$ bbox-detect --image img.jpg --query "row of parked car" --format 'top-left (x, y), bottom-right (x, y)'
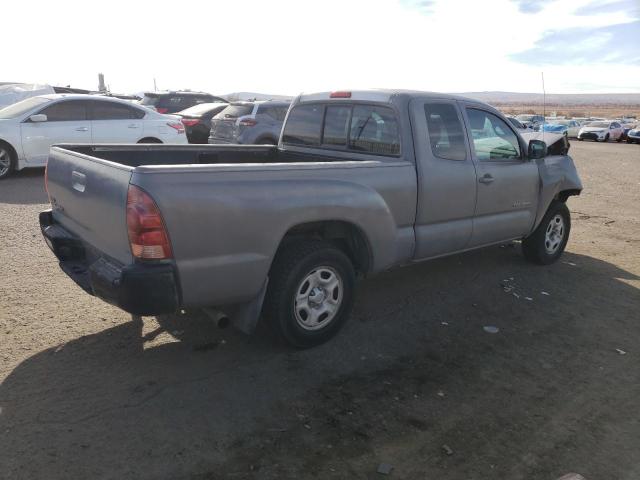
top-left (506, 113), bottom-right (639, 143)
top-left (0, 89), bottom-right (294, 179)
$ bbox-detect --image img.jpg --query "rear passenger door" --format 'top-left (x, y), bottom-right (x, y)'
top-left (90, 100), bottom-right (145, 143)
top-left (462, 106), bottom-right (539, 247)
top-left (410, 99), bottom-right (478, 259)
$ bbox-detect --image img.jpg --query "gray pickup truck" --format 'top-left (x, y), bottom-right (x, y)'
top-left (40, 90), bottom-right (582, 347)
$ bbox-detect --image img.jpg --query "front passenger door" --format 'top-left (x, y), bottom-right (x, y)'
top-left (463, 107), bottom-right (539, 247)
top-left (20, 100), bottom-right (91, 165)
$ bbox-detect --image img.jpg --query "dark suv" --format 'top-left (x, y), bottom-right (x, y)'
top-left (139, 91), bottom-right (227, 114)
top-left (208, 101), bottom-right (290, 145)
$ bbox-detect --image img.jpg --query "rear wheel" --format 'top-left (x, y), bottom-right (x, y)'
top-left (0, 144), bottom-right (16, 180)
top-left (522, 201), bottom-right (571, 265)
top-left (137, 137), bottom-right (162, 144)
top-left (263, 240), bottom-right (356, 348)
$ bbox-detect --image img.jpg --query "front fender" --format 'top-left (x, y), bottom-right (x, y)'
top-left (532, 154), bottom-right (583, 232)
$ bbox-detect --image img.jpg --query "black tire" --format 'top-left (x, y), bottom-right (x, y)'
top-left (616, 135), bottom-right (622, 142)
top-left (604, 134), bottom-right (610, 142)
top-left (137, 137), bottom-right (163, 144)
top-left (0, 143), bottom-right (16, 180)
top-left (522, 201), bottom-right (571, 265)
top-left (263, 240), bottom-right (356, 348)
top-left (578, 137), bottom-right (583, 141)
top-left (256, 138), bottom-right (277, 145)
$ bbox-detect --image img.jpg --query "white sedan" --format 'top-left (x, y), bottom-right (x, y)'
top-left (0, 94), bottom-right (188, 179)
top-left (577, 121), bottom-right (624, 143)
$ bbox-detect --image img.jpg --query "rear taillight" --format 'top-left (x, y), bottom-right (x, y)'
top-left (239, 118), bottom-right (257, 127)
top-left (44, 160), bottom-right (50, 203)
top-left (126, 185), bottom-right (172, 260)
top-left (167, 121), bottom-right (185, 134)
top-left (156, 107), bottom-right (169, 114)
top-left (181, 118), bottom-right (200, 127)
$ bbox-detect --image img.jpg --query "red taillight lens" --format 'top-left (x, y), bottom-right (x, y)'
top-left (44, 160), bottom-right (50, 202)
top-left (167, 121), bottom-right (185, 134)
top-left (156, 107), bottom-right (169, 114)
top-left (181, 118), bottom-right (200, 127)
top-left (126, 185), bottom-right (172, 260)
top-left (330, 91), bottom-right (351, 98)
top-left (239, 118), bottom-right (257, 127)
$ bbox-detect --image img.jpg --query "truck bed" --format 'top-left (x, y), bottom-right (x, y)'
top-left (60, 143), bottom-right (350, 167)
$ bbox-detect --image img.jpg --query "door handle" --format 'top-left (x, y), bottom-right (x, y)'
top-left (75, 127), bottom-right (89, 132)
top-left (127, 124), bottom-right (139, 129)
top-left (479, 174), bottom-right (494, 184)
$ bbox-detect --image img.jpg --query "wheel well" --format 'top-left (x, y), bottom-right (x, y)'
top-left (137, 137), bottom-right (163, 144)
top-left (555, 189), bottom-right (581, 202)
top-left (0, 139), bottom-right (18, 160)
top-left (278, 221), bottom-right (372, 274)
top-left (255, 136), bottom-right (277, 145)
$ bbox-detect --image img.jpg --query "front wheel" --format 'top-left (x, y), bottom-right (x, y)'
top-left (263, 240), bottom-right (356, 348)
top-left (604, 134), bottom-right (610, 142)
top-left (0, 144), bottom-right (16, 180)
top-left (522, 201), bottom-right (571, 265)
top-left (616, 135), bottom-right (622, 142)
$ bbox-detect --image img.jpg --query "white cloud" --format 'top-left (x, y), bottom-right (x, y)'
top-left (4, 0), bottom-right (639, 94)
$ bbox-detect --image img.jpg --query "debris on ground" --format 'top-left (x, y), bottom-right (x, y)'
top-left (53, 344), bottom-right (64, 353)
top-left (615, 348), bottom-right (627, 355)
top-left (441, 321), bottom-right (449, 326)
top-left (541, 291), bottom-right (550, 296)
top-left (524, 297), bottom-right (533, 301)
top-left (563, 261), bottom-right (577, 266)
top-left (483, 326), bottom-right (500, 334)
top-left (556, 474), bottom-right (586, 480)
top-left (437, 391), bottom-right (445, 397)
top-left (442, 444), bottom-right (454, 456)
top-left (377, 463), bottom-right (394, 475)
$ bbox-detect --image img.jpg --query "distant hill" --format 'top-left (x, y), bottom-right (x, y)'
top-left (459, 91), bottom-right (640, 106)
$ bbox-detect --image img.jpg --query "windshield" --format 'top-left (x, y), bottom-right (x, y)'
top-left (516, 114), bottom-right (536, 122)
top-left (589, 122), bottom-right (609, 128)
top-left (214, 104), bottom-right (253, 119)
top-left (179, 102), bottom-right (228, 116)
top-left (0, 96), bottom-right (52, 119)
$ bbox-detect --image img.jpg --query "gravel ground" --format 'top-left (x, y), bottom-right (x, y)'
top-left (1, 141), bottom-right (639, 480)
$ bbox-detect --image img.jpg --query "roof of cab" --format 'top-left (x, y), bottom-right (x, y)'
top-left (298, 89), bottom-right (485, 104)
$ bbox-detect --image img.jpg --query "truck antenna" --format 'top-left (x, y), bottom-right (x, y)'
top-left (541, 71), bottom-right (546, 144)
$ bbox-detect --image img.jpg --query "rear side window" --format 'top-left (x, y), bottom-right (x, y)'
top-left (424, 103), bottom-right (466, 161)
top-left (92, 101), bottom-right (144, 120)
top-left (259, 105), bottom-right (288, 122)
top-left (349, 105), bottom-right (400, 155)
top-left (323, 105), bottom-right (350, 146)
top-left (467, 109), bottom-right (521, 161)
top-left (282, 104), bottom-right (323, 145)
top-left (215, 104), bottom-right (254, 119)
top-left (39, 100), bottom-right (88, 121)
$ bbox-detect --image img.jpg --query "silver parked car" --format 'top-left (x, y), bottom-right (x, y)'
top-left (209, 101), bottom-right (290, 145)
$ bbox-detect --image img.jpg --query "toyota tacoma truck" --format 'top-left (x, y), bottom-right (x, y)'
top-left (40, 90), bottom-right (582, 348)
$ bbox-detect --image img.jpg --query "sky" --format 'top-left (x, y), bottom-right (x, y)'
top-left (5, 0), bottom-right (639, 95)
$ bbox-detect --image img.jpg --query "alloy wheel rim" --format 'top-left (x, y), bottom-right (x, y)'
top-left (0, 148), bottom-right (10, 177)
top-left (544, 214), bottom-right (565, 254)
top-left (293, 266), bottom-right (343, 331)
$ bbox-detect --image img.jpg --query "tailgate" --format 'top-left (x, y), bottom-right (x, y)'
top-left (46, 146), bottom-right (134, 265)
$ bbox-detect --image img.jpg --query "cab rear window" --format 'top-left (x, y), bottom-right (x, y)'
top-left (282, 103), bottom-right (400, 156)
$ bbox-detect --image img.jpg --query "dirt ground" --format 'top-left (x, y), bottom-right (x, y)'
top-left (1, 141), bottom-right (639, 480)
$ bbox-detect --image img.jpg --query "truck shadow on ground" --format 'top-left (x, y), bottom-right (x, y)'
top-left (1, 249), bottom-right (639, 479)
top-left (0, 168), bottom-right (48, 205)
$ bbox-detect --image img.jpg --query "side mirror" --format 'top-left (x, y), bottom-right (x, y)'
top-left (29, 114), bottom-right (47, 123)
top-left (528, 139), bottom-right (546, 160)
